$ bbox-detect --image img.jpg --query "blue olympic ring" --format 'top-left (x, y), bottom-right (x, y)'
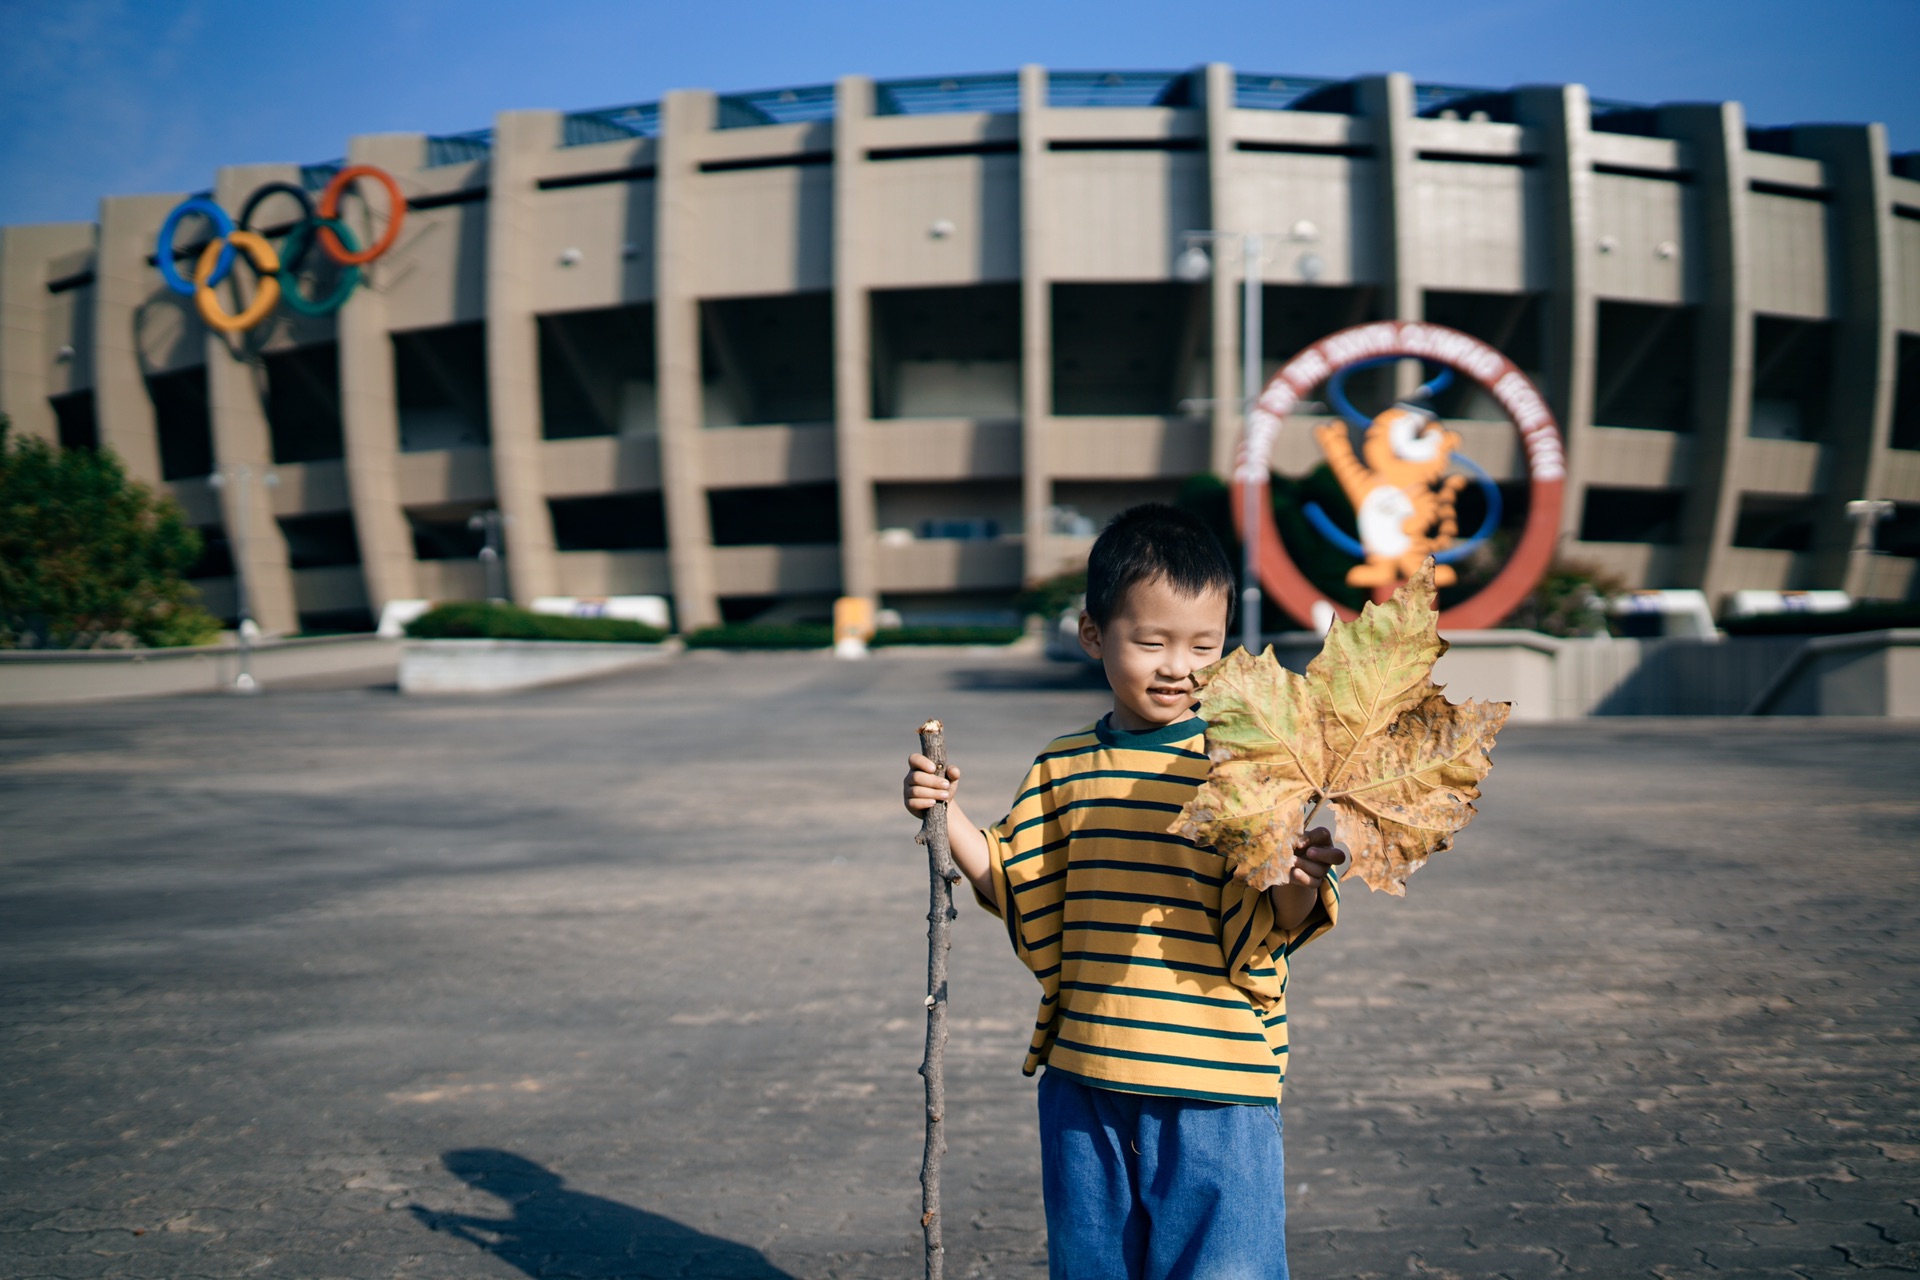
top-left (1326, 355), bottom-right (1454, 429)
top-left (156, 197), bottom-right (237, 297)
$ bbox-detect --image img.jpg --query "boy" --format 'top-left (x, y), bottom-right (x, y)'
top-left (903, 503), bottom-right (1344, 1280)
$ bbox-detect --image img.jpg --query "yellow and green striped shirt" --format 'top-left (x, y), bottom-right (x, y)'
top-left (978, 714), bottom-right (1339, 1105)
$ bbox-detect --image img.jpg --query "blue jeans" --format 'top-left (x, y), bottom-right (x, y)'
top-left (1038, 1070), bottom-right (1288, 1280)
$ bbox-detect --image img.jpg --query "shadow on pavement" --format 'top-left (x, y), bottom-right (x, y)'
top-left (411, 1148), bottom-right (794, 1278)
top-left (946, 662), bottom-right (1109, 692)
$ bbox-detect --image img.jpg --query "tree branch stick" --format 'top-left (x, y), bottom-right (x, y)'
top-left (916, 718), bottom-right (960, 1280)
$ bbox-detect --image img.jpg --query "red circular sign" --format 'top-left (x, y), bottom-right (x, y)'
top-left (1234, 320), bottom-right (1565, 631)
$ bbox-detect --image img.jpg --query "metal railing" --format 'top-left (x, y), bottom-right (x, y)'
top-left (874, 73), bottom-right (1020, 116)
top-left (426, 130), bottom-right (493, 167)
top-left (1589, 104), bottom-right (1662, 137)
top-left (715, 83), bottom-right (837, 129)
top-left (563, 103), bottom-right (662, 145)
top-left (1413, 82), bottom-right (1502, 119)
top-left (1047, 69), bottom-right (1194, 108)
top-left (1234, 73), bottom-right (1343, 112)
top-left (293, 71), bottom-right (1676, 172)
top-left (299, 161), bottom-right (343, 191)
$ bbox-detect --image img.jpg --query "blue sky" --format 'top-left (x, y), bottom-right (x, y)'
top-left (2, 0), bottom-right (1916, 228)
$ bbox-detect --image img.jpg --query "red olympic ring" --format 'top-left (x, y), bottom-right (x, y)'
top-left (1235, 320), bottom-right (1566, 632)
top-left (316, 166), bottom-right (406, 265)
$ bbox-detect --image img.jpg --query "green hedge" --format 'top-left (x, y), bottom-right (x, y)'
top-left (405, 601), bottom-right (667, 644)
top-left (871, 625), bottom-right (1024, 647)
top-left (683, 622), bottom-right (834, 650)
top-left (1722, 602), bottom-right (1920, 637)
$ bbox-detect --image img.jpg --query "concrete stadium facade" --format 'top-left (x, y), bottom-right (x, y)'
top-left (3, 66), bottom-right (1918, 633)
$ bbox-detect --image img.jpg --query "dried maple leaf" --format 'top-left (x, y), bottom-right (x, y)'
top-left (1169, 560), bottom-right (1509, 896)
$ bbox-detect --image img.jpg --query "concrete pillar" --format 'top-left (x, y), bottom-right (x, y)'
top-left (93, 195), bottom-right (182, 484)
top-left (1660, 102), bottom-right (1753, 598)
top-left (485, 110), bottom-right (563, 604)
top-left (1515, 85), bottom-right (1599, 544)
top-left (0, 223), bottom-right (94, 444)
top-left (1791, 124), bottom-right (1897, 593)
top-left (337, 134), bottom-right (425, 612)
top-left (1201, 62), bottom-right (1242, 479)
top-left (654, 90), bottom-right (722, 629)
top-left (203, 164), bottom-right (299, 634)
top-left (832, 75), bottom-right (880, 603)
top-left (1357, 75), bottom-right (1421, 331)
top-left (1018, 64), bottom-right (1054, 582)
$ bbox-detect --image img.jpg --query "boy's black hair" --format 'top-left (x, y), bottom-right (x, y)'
top-left (1084, 503), bottom-right (1236, 629)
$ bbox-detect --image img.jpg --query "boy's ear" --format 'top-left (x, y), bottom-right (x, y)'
top-left (1077, 611), bottom-right (1103, 661)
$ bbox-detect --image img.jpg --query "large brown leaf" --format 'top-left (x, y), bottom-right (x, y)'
top-left (1169, 560), bottom-right (1510, 896)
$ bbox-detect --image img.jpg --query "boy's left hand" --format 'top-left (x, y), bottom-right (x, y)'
top-left (1283, 826), bottom-right (1345, 887)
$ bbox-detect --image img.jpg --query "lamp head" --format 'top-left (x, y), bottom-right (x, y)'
top-left (1173, 244), bottom-right (1212, 282)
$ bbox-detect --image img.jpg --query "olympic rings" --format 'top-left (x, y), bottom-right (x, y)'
top-left (316, 166), bottom-right (406, 264)
top-left (237, 182), bottom-right (316, 269)
top-left (156, 198), bottom-right (236, 296)
top-left (153, 165), bottom-right (406, 332)
top-left (194, 230), bottom-right (282, 333)
top-left (277, 218), bottom-right (360, 317)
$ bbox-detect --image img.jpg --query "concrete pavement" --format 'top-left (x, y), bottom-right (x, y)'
top-left (1, 652), bottom-right (1916, 1278)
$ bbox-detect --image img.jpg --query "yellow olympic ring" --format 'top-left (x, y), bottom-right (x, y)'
top-left (194, 230), bottom-right (282, 333)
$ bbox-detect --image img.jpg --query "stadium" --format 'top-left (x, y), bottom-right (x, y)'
top-left (2, 64), bottom-right (1916, 634)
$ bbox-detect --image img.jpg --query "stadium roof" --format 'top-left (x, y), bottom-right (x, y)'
top-left (289, 68), bottom-right (1905, 179)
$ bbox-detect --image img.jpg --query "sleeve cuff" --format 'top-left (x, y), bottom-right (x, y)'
top-left (973, 826), bottom-right (1010, 920)
top-left (1283, 871), bottom-right (1341, 954)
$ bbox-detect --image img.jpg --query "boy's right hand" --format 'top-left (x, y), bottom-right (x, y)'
top-left (901, 750), bottom-right (995, 907)
top-left (903, 753), bottom-right (961, 817)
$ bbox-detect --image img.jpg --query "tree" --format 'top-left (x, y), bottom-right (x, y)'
top-left (0, 417), bottom-right (221, 649)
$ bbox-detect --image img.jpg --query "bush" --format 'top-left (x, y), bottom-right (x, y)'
top-left (1722, 601), bottom-right (1920, 637)
top-left (405, 601), bottom-right (667, 643)
top-left (1264, 466), bottom-right (1371, 613)
top-left (0, 417), bottom-right (221, 649)
top-left (870, 625), bottom-right (1024, 647)
top-left (1501, 558), bottom-right (1627, 637)
top-left (683, 622), bottom-right (833, 650)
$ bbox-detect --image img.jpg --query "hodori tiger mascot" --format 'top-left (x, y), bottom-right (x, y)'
top-left (1312, 362), bottom-right (1469, 589)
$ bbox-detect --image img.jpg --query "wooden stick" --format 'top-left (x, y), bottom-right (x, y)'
top-left (916, 718), bottom-right (960, 1280)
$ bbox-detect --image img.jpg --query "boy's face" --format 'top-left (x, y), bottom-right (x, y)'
top-left (1079, 575), bottom-right (1231, 732)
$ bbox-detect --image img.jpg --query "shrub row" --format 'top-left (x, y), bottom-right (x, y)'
top-left (405, 601), bottom-right (668, 644)
top-left (404, 605), bottom-right (1027, 650)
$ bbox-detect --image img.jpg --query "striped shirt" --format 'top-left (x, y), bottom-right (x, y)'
top-left (977, 714), bottom-right (1339, 1105)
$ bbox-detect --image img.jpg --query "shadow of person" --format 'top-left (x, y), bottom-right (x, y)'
top-left (410, 1148), bottom-right (794, 1279)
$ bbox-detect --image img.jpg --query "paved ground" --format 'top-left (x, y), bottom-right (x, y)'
top-left (1, 652), bottom-right (1916, 1279)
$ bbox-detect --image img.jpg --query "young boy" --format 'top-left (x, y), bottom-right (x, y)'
top-left (903, 503), bottom-right (1344, 1280)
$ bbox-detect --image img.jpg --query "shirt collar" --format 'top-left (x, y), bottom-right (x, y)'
top-left (1094, 710), bottom-right (1205, 748)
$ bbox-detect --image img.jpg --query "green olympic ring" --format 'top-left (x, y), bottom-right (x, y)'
top-left (276, 218), bottom-right (361, 317)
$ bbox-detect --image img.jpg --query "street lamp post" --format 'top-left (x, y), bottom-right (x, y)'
top-left (1846, 499), bottom-right (1895, 599)
top-left (468, 509), bottom-right (507, 603)
top-left (208, 463), bottom-right (278, 693)
top-left (1177, 231), bottom-right (1268, 655)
